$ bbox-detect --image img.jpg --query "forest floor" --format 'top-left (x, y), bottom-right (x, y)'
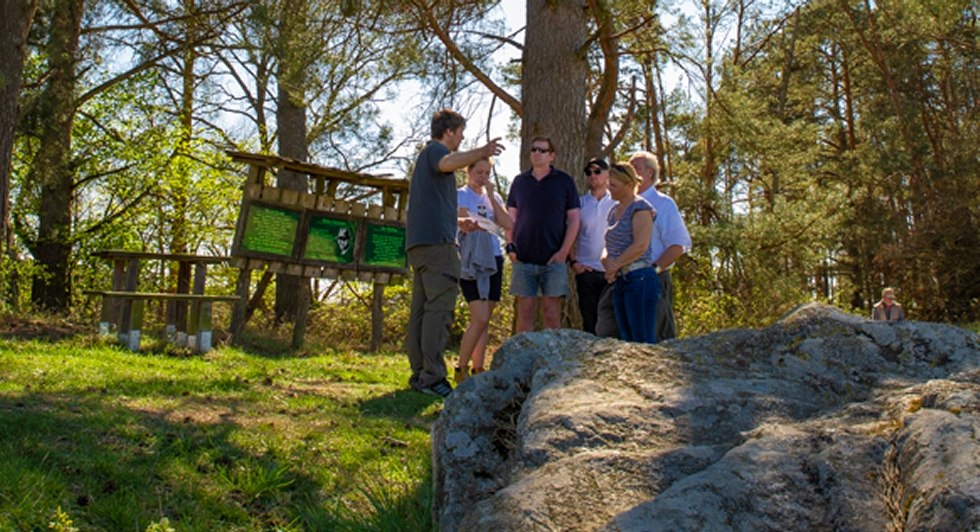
top-left (0, 314), bottom-right (88, 341)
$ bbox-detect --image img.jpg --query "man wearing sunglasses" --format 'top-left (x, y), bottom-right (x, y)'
top-left (505, 136), bottom-right (580, 332)
top-left (569, 158), bottom-right (616, 334)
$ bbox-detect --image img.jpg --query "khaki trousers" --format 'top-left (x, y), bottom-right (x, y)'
top-left (406, 244), bottom-right (460, 389)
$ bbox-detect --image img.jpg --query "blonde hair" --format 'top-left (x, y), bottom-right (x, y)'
top-left (608, 162), bottom-right (640, 186)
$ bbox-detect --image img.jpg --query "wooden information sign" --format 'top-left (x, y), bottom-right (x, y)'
top-left (227, 151), bottom-right (410, 349)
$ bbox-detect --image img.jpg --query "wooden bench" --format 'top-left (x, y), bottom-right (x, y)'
top-left (93, 251), bottom-right (231, 333)
top-left (85, 291), bottom-right (240, 352)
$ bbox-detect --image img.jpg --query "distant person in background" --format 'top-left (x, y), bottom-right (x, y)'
top-left (405, 109), bottom-right (504, 398)
top-left (505, 136), bottom-right (580, 332)
top-left (569, 158), bottom-right (616, 334)
top-left (602, 162), bottom-right (658, 343)
top-left (455, 157), bottom-right (512, 384)
top-left (872, 287), bottom-right (905, 321)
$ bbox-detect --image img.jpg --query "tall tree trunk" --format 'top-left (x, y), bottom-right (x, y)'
top-left (699, 0), bottom-right (716, 226)
top-left (170, 0), bottom-right (198, 256)
top-left (0, 0), bottom-right (39, 308)
top-left (274, 0), bottom-right (310, 323)
top-left (583, 0), bottom-right (617, 163)
top-left (521, 0), bottom-right (588, 180)
top-left (29, 0), bottom-right (84, 311)
top-left (654, 60), bottom-right (671, 181)
top-left (644, 59), bottom-right (668, 180)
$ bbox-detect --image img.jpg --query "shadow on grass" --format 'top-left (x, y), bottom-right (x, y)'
top-left (359, 387), bottom-right (445, 421)
top-left (0, 391), bottom-right (317, 530)
top-left (0, 378), bottom-right (450, 530)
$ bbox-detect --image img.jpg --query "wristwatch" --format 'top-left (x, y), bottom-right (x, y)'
top-left (505, 242), bottom-right (517, 254)
top-left (653, 263), bottom-right (663, 274)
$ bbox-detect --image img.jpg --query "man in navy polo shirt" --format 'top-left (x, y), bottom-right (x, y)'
top-left (505, 136), bottom-right (580, 332)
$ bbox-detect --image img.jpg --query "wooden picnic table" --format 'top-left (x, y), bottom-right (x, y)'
top-left (88, 250), bottom-right (238, 352)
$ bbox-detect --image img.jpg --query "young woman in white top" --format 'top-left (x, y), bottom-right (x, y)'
top-left (455, 158), bottom-right (512, 383)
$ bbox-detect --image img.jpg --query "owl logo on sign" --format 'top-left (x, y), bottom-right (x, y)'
top-left (336, 228), bottom-right (352, 256)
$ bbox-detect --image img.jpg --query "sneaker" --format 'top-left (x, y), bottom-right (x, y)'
top-left (453, 366), bottom-right (469, 385)
top-left (418, 379), bottom-right (453, 398)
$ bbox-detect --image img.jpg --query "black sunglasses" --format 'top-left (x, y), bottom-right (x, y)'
top-left (530, 146), bottom-right (552, 153)
top-left (585, 168), bottom-right (603, 176)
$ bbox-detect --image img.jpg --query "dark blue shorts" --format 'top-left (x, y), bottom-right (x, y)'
top-left (460, 256), bottom-right (504, 302)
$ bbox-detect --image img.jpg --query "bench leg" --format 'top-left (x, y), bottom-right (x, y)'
top-left (188, 299), bottom-right (200, 351)
top-left (98, 294), bottom-right (113, 336)
top-left (196, 302), bottom-right (213, 353)
top-left (126, 299), bottom-right (144, 351)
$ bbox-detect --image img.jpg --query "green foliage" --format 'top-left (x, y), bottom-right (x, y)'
top-left (6, 0), bottom-right (978, 328)
top-left (299, 264), bottom-right (515, 355)
top-left (47, 507), bottom-right (78, 532)
top-left (144, 518), bottom-right (176, 532)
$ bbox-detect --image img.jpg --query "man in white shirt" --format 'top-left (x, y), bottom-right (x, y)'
top-left (569, 158), bottom-right (617, 334)
top-left (632, 151), bottom-right (691, 341)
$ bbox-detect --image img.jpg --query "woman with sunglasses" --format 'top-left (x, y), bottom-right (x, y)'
top-left (601, 162), bottom-right (659, 343)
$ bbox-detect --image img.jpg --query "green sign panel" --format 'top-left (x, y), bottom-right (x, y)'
top-left (363, 223), bottom-right (406, 268)
top-left (305, 215), bottom-right (357, 263)
top-left (241, 204), bottom-right (300, 257)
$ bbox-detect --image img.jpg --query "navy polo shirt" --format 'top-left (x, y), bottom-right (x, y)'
top-left (506, 167), bottom-right (580, 265)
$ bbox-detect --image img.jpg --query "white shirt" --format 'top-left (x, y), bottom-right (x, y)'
top-left (575, 190), bottom-right (617, 271)
top-left (640, 186), bottom-right (691, 266)
top-left (458, 185), bottom-right (504, 256)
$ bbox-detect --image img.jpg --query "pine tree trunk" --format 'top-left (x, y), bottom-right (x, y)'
top-left (30, 0), bottom-right (84, 311)
top-left (0, 0), bottom-right (38, 308)
top-left (274, 0), bottom-right (310, 323)
top-left (520, 0), bottom-right (588, 180)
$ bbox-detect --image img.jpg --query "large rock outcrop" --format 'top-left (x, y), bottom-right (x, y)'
top-left (432, 304), bottom-right (979, 531)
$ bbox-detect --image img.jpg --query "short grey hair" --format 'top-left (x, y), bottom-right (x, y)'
top-left (630, 151), bottom-right (660, 185)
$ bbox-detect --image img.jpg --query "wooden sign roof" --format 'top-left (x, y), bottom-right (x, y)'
top-left (226, 150), bottom-right (408, 191)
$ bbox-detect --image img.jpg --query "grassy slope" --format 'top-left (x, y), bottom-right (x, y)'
top-left (0, 335), bottom-right (441, 531)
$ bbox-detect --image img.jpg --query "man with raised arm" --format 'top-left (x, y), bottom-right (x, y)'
top-left (405, 109), bottom-right (504, 398)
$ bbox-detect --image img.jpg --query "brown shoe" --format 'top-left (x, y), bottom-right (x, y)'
top-left (471, 367), bottom-right (485, 375)
top-left (453, 366), bottom-right (469, 385)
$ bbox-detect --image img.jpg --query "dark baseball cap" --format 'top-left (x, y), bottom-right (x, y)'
top-left (584, 158), bottom-right (609, 172)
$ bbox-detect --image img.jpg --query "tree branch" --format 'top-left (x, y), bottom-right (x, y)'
top-left (407, 0), bottom-right (522, 116)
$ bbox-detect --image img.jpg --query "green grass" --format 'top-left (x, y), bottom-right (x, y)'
top-left (0, 334), bottom-right (441, 531)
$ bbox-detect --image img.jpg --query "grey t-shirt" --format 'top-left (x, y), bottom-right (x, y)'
top-left (406, 140), bottom-right (456, 250)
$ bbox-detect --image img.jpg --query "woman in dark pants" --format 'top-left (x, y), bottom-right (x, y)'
top-left (601, 163), bottom-right (659, 343)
